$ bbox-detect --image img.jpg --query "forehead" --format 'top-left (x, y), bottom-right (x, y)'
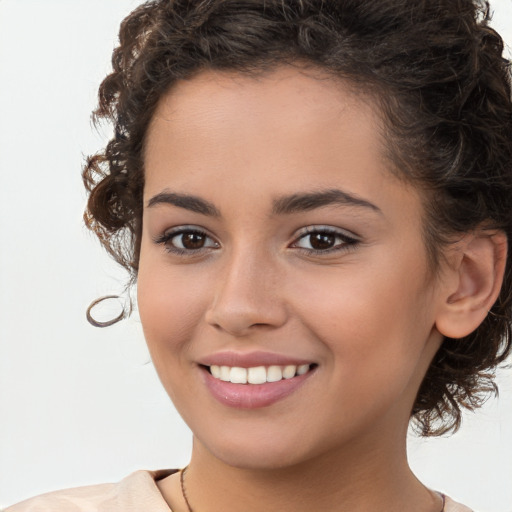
top-left (150, 65), bottom-right (364, 126)
top-left (143, 66), bottom-right (429, 224)
top-left (146, 66), bottom-right (382, 153)
top-left (144, 65), bottom-right (395, 192)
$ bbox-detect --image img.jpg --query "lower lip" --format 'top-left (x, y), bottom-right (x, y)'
top-left (201, 367), bottom-right (315, 409)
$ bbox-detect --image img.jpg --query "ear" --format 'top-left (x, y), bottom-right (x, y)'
top-left (435, 230), bottom-right (507, 339)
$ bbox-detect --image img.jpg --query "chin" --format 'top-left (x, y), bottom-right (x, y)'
top-left (193, 424), bottom-right (334, 471)
top-left (208, 445), bottom-right (309, 471)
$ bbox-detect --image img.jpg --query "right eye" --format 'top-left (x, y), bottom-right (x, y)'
top-left (154, 227), bottom-right (219, 255)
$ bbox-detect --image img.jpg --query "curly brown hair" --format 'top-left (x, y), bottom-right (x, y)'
top-left (83, 0), bottom-right (512, 436)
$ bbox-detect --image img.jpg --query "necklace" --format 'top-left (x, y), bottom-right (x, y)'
top-left (179, 466), bottom-right (445, 512)
top-left (439, 493), bottom-right (446, 512)
top-left (180, 466), bottom-right (194, 512)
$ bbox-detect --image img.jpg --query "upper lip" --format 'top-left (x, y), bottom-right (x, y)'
top-left (199, 351), bottom-right (314, 368)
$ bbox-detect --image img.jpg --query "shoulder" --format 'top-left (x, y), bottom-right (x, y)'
top-left (3, 469), bottom-right (176, 512)
top-left (444, 495), bottom-right (474, 512)
top-left (3, 481), bottom-right (116, 512)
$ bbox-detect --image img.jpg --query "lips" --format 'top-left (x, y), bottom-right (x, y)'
top-left (198, 351), bottom-right (317, 408)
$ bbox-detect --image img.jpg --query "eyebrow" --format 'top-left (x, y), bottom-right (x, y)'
top-left (271, 189), bottom-right (382, 216)
top-left (146, 188), bottom-right (381, 217)
top-left (147, 191), bottom-right (221, 217)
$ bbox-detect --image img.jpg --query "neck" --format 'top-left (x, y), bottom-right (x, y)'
top-left (182, 429), bottom-right (437, 512)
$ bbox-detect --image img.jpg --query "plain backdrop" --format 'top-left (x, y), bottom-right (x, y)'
top-left (1, 0), bottom-right (511, 510)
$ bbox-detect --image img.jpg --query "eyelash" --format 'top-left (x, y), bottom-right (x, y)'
top-left (153, 226), bottom-right (359, 257)
top-left (153, 226), bottom-right (218, 256)
top-left (291, 226), bottom-right (359, 255)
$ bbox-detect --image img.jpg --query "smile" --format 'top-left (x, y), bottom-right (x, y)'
top-left (208, 364), bottom-right (311, 384)
top-left (201, 360), bottom-right (317, 408)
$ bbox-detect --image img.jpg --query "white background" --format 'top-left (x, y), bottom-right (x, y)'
top-left (0, 1), bottom-right (511, 510)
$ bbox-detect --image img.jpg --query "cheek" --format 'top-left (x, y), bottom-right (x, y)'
top-left (137, 253), bottom-right (210, 370)
top-left (290, 250), bottom-right (436, 392)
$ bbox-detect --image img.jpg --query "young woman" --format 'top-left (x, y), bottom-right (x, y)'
top-left (6, 0), bottom-right (512, 511)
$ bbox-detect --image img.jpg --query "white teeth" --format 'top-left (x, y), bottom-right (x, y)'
top-left (210, 364), bottom-right (311, 384)
top-left (282, 365), bottom-right (297, 379)
top-left (247, 366), bottom-right (267, 384)
top-left (230, 367), bottom-right (248, 384)
top-left (220, 366), bottom-right (231, 382)
top-left (297, 364), bottom-right (309, 375)
top-left (210, 365), bottom-right (221, 379)
top-left (267, 365), bottom-right (283, 382)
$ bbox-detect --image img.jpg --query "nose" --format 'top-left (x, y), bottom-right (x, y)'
top-left (204, 248), bottom-right (288, 337)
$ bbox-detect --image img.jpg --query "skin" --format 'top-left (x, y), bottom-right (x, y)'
top-left (137, 65), bottom-right (463, 512)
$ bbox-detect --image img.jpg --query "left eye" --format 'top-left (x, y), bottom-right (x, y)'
top-left (292, 229), bottom-right (357, 252)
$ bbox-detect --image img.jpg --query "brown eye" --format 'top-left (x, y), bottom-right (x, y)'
top-left (171, 230), bottom-right (218, 251)
top-left (155, 227), bottom-right (219, 254)
top-left (292, 227), bottom-right (358, 254)
top-left (181, 232), bottom-right (207, 250)
top-left (308, 233), bottom-right (336, 250)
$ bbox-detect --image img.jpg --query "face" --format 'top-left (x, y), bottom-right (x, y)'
top-left (138, 66), bottom-right (446, 469)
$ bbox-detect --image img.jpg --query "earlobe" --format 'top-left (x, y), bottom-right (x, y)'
top-left (435, 230), bottom-right (507, 339)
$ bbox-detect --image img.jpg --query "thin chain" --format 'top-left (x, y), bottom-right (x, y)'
top-left (180, 466), bottom-right (194, 512)
top-left (180, 465), bottom-right (446, 512)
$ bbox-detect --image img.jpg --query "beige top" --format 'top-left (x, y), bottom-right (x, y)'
top-left (4, 469), bottom-right (474, 512)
